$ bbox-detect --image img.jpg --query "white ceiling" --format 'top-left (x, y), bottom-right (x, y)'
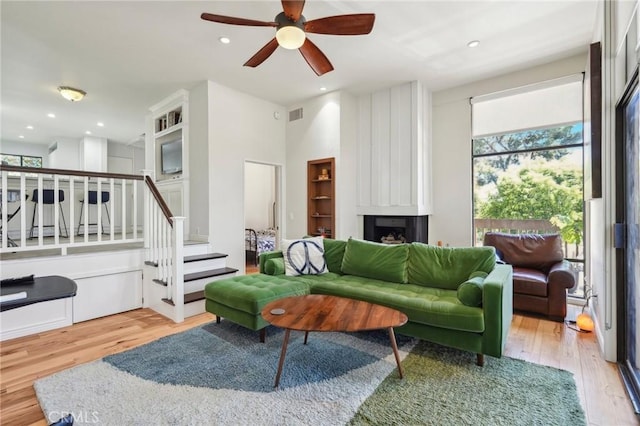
top-left (1, 1), bottom-right (598, 147)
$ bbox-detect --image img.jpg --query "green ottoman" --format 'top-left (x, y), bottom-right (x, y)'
top-left (204, 274), bottom-right (310, 342)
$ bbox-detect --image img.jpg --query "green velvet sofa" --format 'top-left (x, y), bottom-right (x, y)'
top-left (204, 238), bottom-right (513, 365)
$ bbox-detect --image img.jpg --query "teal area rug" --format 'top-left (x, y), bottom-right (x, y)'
top-left (34, 321), bottom-right (585, 425)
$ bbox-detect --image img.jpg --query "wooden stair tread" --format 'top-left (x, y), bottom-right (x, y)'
top-left (184, 267), bottom-right (238, 282)
top-left (153, 267), bottom-right (237, 287)
top-left (184, 253), bottom-right (228, 263)
top-left (162, 290), bottom-right (205, 306)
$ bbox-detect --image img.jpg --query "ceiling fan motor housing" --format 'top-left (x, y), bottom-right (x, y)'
top-left (275, 12), bottom-right (306, 49)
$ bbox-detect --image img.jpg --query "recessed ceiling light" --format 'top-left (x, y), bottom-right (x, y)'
top-left (467, 40), bottom-right (480, 48)
top-left (97, 122), bottom-right (104, 127)
top-left (26, 125), bottom-right (34, 130)
top-left (47, 113), bottom-right (56, 118)
top-left (85, 130), bottom-right (92, 135)
top-left (219, 36), bottom-right (231, 44)
top-left (19, 135), bottom-right (24, 139)
top-left (320, 87), bottom-right (327, 91)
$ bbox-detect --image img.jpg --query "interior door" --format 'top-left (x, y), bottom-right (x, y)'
top-left (617, 69), bottom-right (640, 413)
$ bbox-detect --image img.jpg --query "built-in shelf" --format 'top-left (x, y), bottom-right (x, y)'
top-left (307, 157), bottom-right (335, 238)
top-left (148, 90), bottom-right (189, 231)
top-left (155, 105), bottom-right (183, 134)
top-left (154, 122), bottom-right (183, 139)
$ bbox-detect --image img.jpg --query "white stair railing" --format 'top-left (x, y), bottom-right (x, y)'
top-left (144, 175), bottom-right (185, 322)
top-left (0, 165), bottom-right (143, 254)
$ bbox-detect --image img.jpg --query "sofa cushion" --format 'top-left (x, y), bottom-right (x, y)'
top-left (310, 275), bottom-right (484, 333)
top-left (457, 276), bottom-right (485, 307)
top-left (407, 243), bottom-right (496, 290)
top-left (483, 232), bottom-right (564, 273)
top-left (341, 238), bottom-right (409, 283)
top-left (513, 267), bottom-right (548, 297)
top-left (282, 237), bottom-right (327, 276)
top-left (204, 274), bottom-right (309, 315)
top-left (323, 238), bottom-right (346, 274)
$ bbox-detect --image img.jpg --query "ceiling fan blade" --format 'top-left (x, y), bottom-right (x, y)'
top-left (281, 0), bottom-right (305, 22)
top-left (201, 13), bottom-right (277, 27)
top-left (299, 38), bottom-right (334, 76)
top-left (305, 14), bottom-right (375, 35)
top-left (244, 38), bottom-right (280, 68)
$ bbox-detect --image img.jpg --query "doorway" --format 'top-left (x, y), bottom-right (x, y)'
top-left (616, 68), bottom-right (640, 414)
top-left (244, 161), bottom-right (280, 274)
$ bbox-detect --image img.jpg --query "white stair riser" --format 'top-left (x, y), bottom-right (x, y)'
top-left (184, 272), bottom-right (237, 294)
top-left (184, 299), bottom-right (206, 318)
top-left (183, 258), bottom-right (227, 274)
top-left (183, 243), bottom-right (211, 257)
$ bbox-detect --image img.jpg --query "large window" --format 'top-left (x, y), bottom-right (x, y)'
top-left (471, 76), bottom-right (585, 297)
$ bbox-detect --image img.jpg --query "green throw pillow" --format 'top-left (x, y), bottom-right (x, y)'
top-left (457, 276), bottom-right (485, 307)
top-left (341, 238), bottom-right (409, 283)
top-left (322, 238), bottom-right (346, 274)
top-left (264, 257), bottom-right (285, 275)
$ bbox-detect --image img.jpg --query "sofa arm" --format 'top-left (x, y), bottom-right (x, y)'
top-left (482, 264), bottom-right (513, 358)
top-left (547, 260), bottom-right (577, 319)
top-left (258, 250), bottom-right (284, 274)
top-left (548, 260), bottom-right (576, 290)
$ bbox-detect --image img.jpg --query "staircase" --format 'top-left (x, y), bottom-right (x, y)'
top-left (143, 241), bottom-right (237, 322)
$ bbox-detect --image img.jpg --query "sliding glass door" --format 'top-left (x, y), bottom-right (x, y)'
top-left (617, 69), bottom-right (640, 413)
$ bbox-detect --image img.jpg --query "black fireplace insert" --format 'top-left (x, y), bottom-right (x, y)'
top-left (363, 215), bottom-right (428, 244)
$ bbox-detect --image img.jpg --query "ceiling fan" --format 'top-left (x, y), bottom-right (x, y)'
top-left (201, 0), bottom-right (375, 76)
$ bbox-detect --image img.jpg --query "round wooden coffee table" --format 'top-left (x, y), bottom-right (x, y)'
top-left (261, 294), bottom-right (408, 388)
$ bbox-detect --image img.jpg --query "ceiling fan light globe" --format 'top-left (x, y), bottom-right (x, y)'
top-left (276, 26), bottom-right (305, 49)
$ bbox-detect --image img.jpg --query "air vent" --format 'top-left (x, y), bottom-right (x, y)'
top-left (48, 142), bottom-right (58, 154)
top-left (289, 108), bottom-right (303, 122)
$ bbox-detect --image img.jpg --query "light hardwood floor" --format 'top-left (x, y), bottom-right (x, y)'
top-left (1, 308), bottom-right (637, 426)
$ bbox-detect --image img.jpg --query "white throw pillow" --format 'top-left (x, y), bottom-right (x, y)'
top-left (282, 237), bottom-right (328, 276)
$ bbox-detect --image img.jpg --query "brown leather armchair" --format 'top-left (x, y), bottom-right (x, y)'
top-left (483, 232), bottom-right (576, 321)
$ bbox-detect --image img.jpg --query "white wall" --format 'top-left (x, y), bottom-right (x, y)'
top-left (48, 138), bottom-right (80, 170)
top-left (285, 91), bottom-right (360, 240)
top-left (430, 53), bottom-right (588, 247)
top-left (244, 162), bottom-right (275, 231)
top-left (0, 141), bottom-right (49, 167)
top-left (79, 136), bottom-right (107, 172)
top-left (208, 81), bottom-right (286, 272)
top-left (338, 92), bottom-right (361, 239)
top-left (189, 81), bottom-right (210, 240)
top-left (286, 92), bottom-right (341, 238)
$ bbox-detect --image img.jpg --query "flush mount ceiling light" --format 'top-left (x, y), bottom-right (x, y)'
top-left (218, 36), bottom-right (231, 44)
top-left (58, 86), bottom-right (86, 102)
top-left (467, 40), bottom-right (480, 48)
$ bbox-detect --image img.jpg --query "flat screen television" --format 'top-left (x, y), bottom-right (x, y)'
top-left (161, 139), bottom-right (182, 175)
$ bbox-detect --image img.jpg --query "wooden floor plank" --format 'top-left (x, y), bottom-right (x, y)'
top-left (0, 307), bottom-right (636, 425)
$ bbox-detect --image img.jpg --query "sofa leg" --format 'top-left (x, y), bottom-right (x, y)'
top-left (476, 354), bottom-right (485, 366)
top-left (260, 328), bottom-right (266, 343)
top-left (216, 316), bottom-right (221, 324)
